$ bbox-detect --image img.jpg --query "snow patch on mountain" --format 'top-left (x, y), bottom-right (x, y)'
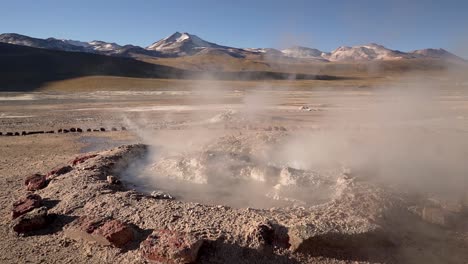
top-left (281, 46), bottom-right (329, 60)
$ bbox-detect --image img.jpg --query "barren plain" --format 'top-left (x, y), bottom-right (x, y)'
top-left (1, 76), bottom-right (468, 263)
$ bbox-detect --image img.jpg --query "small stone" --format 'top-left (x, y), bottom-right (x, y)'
top-left (70, 154), bottom-right (98, 166)
top-left (151, 191), bottom-right (174, 200)
top-left (12, 206), bottom-right (50, 233)
top-left (12, 194), bottom-right (42, 219)
top-left (24, 173), bottom-right (47, 191)
top-left (107, 175), bottom-right (121, 185)
top-left (140, 230), bottom-right (203, 264)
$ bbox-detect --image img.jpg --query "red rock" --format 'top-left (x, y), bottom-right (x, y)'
top-left (75, 216), bottom-right (105, 233)
top-left (12, 194), bottom-right (42, 219)
top-left (46, 165), bottom-right (73, 179)
top-left (12, 206), bottom-right (50, 233)
top-left (70, 154), bottom-right (98, 166)
top-left (140, 230), bottom-right (204, 264)
top-left (24, 173), bottom-right (47, 191)
top-left (94, 220), bottom-right (134, 247)
top-left (65, 216), bottom-right (134, 248)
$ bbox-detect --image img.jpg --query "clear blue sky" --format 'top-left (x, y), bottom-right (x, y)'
top-left (1, 0), bottom-right (467, 55)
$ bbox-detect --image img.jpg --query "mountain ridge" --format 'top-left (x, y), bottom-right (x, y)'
top-left (0, 32), bottom-right (465, 62)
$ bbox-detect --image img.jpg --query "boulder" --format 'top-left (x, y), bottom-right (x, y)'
top-left (140, 230), bottom-right (204, 264)
top-left (65, 216), bottom-right (134, 248)
top-left (24, 173), bottom-right (47, 191)
top-left (93, 220), bottom-right (135, 247)
top-left (247, 223), bottom-right (275, 251)
top-left (12, 206), bottom-right (50, 233)
top-left (12, 194), bottom-right (42, 219)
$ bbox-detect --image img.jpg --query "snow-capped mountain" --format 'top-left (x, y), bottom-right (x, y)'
top-left (0, 32), bottom-right (465, 62)
top-left (146, 32), bottom-right (228, 56)
top-left (88, 40), bottom-right (122, 52)
top-left (325, 43), bottom-right (411, 61)
top-left (0, 33), bottom-right (124, 55)
top-left (0, 33), bottom-right (89, 52)
top-left (243, 48), bottom-right (283, 56)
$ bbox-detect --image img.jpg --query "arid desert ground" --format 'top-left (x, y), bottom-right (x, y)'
top-left (1, 76), bottom-right (468, 263)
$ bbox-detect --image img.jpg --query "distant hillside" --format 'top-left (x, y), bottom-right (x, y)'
top-left (0, 43), bottom-right (347, 91)
top-left (0, 42), bottom-right (189, 91)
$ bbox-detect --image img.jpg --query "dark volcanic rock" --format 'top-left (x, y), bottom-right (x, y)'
top-left (12, 194), bottom-right (42, 219)
top-left (24, 173), bottom-right (47, 191)
top-left (140, 230), bottom-right (204, 264)
top-left (12, 206), bottom-right (50, 233)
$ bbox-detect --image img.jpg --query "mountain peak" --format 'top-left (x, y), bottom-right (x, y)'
top-left (146, 32), bottom-right (222, 55)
